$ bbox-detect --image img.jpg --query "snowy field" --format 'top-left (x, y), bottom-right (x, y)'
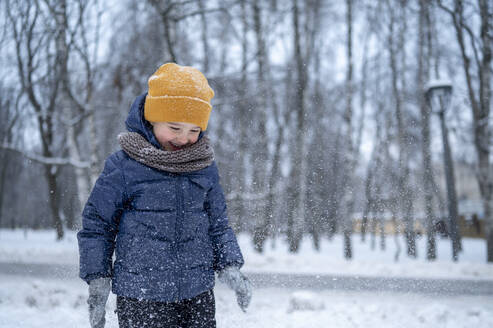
top-left (1, 229), bottom-right (493, 327)
top-left (1, 229), bottom-right (492, 280)
top-left (1, 274), bottom-right (492, 328)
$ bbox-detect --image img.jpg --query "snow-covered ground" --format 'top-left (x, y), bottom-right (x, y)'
top-left (1, 229), bottom-right (493, 327)
top-left (0, 274), bottom-right (492, 328)
top-left (1, 229), bottom-right (492, 280)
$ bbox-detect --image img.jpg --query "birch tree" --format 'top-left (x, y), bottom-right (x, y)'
top-left (44, 0), bottom-right (102, 225)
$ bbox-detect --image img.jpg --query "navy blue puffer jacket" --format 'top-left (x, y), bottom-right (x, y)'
top-left (77, 93), bottom-right (244, 302)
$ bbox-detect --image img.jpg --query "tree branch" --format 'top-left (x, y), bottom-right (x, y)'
top-left (171, 7), bottom-right (226, 21)
top-left (0, 143), bottom-right (90, 169)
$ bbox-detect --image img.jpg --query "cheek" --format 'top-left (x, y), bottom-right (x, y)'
top-left (154, 129), bottom-right (173, 143)
top-left (190, 135), bottom-right (199, 143)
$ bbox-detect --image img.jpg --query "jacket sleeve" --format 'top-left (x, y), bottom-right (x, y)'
top-left (77, 153), bottom-right (126, 283)
top-left (205, 162), bottom-right (245, 271)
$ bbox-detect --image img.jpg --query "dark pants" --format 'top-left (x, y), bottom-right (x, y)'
top-left (116, 289), bottom-right (216, 328)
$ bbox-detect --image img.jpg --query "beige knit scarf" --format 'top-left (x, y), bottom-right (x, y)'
top-left (118, 132), bottom-right (214, 173)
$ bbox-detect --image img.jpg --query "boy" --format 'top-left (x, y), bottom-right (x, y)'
top-left (77, 63), bottom-right (252, 328)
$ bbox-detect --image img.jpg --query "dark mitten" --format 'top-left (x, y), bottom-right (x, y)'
top-left (217, 266), bottom-right (252, 312)
top-left (88, 277), bottom-right (111, 328)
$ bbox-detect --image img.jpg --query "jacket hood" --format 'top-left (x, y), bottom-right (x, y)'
top-left (125, 93), bottom-right (205, 150)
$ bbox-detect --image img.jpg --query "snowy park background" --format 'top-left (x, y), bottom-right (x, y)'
top-left (1, 0), bottom-right (493, 327)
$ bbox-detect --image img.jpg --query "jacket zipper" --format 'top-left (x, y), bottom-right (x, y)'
top-left (175, 175), bottom-right (183, 300)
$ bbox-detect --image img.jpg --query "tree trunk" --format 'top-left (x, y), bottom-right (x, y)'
top-left (477, 0), bottom-right (493, 262)
top-left (287, 0), bottom-right (307, 253)
top-left (234, 0), bottom-right (249, 233)
top-left (417, 0), bottom-right (435, 260)
top-left (198, 0), bottom-right (210, 73)
top-left (66, 124), bottom-right (90, 218)
top-left (147, 0), bottom-right (178, 62)
top-left (0, 150), bottom-right (9, 228)
top-left (341, 0), bottom-right (355, 259)
top-left (251, 0), bottom-right (270, 253)
top-left (44, 165), bottom-right (64, 239)
top-left (388, 0), bottom-right (417, 257)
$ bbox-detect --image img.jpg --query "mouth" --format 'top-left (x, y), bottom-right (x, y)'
top-left (169, 142), bottom-right (186, 151)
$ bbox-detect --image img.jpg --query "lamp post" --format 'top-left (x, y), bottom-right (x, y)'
top-left (425, 80), bottom-right (461, 261)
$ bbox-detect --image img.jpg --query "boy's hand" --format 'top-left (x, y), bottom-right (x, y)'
top-left (217, 266), bottom-right (252, 312)
top-left (88, 277), bottom-right (111, 328)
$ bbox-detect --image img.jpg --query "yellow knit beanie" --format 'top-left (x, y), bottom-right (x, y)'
top-left (144, 63), bottom-right (215, 131)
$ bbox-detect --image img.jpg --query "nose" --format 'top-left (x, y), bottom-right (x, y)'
top-left (175, 133), bottom-right (189, 145)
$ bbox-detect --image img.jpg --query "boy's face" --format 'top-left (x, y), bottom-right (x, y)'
top-left (151, 121), bottom-right (201, 151)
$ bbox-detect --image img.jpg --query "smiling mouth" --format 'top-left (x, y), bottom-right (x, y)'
top-left (169, 142), bottom-right (187, 151)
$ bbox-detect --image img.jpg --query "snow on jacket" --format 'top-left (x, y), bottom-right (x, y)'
top-left (77, 93), bottom-right (244, 302)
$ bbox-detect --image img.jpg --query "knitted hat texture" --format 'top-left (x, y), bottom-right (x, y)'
top-left (144, 63), bottom-right (215, 131)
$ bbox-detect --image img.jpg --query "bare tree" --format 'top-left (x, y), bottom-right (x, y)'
top-left (438, 0), bottom-right (493, 261)
top-left (198, 0), bottom-right (210, 73)
top-left (285, 0), bottom-right (305, 252)
top-left (251, 0), bottom-right (272, 252)
top-left (385, 0), bottom-right (417, 257)
top-left (287, 0), bottom-right (322, 252)
top-left (417, 0), bottom-right (436, 260)
top-left (43, 0), bottom-right (103, 228)
top-left (339, 0), bottom-right (356, 259)
top-left (5, 0), bottom-right (66, 238)
top-left (147, 0), bottom-right (226, 63)
top-left (4, 0), bottom-right (101, 237)
top-left (228, 0), bottom-right (252, 233)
